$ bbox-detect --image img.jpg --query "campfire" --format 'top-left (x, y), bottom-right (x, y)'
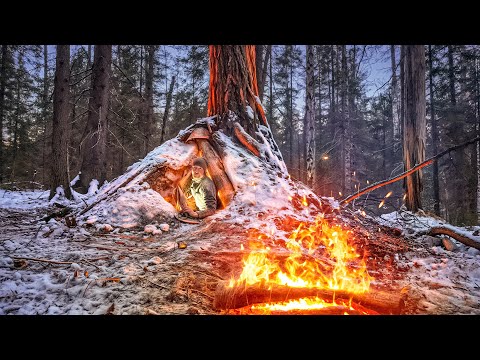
top-left (214, 197), bottom-right (406, 315)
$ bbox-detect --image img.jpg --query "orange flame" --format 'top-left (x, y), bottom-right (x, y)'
top-left (229, 214), bottom-right (373, 313)
top-left (302, 195), bottom-right (308, 207)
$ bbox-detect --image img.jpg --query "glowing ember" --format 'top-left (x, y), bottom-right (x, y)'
top-left (228, 214), bottom-right (374, 313)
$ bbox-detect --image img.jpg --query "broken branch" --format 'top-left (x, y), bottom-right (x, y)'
top-left (341, 136), bottom-right (480, 205)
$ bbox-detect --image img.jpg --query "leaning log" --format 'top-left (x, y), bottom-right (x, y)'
top-left (195, 138), bottom-right (235, 209)
top-left (213, 281), bottom-right (407, 314)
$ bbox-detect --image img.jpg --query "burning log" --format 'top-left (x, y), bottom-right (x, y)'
top-left (213, 281), bottom-right (407, 314)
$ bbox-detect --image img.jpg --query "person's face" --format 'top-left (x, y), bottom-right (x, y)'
top-left (192, 165), bottom-right (205, 179)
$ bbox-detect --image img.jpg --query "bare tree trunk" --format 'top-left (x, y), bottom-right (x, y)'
top-left (341, 45), bottom-right (351, 195)
top-left (268, 46), bottom-right (273, 125)
top-left (260, 45), bottom-right (271, 103)
top-left (447, 45), bottom-right (465, 224)
top-left (305, 45), bottom-right (316, 188)
top-left (49, 45), bottom-right (73, 200)
top-left (348, 46), bottom-right (357, 196)
top-left (476, 56), bottom-right (480, 223)
top-left (391, 45), bottom-right (399, 139)
top-left (296, 132), bottom-right (301, 179)
top-left (0, 45), bottom-right (7, 183)
top-left (448, 45), bottom-right (456, 105)
top-left (160, 75), bottom-right (176, 144)
top-left (288, 45), bottom-right (294, 169)
top-left (87, 45), bottom-right (92, 69)
top-left (330, 45), bottom-right (336, 149)
top-left (428, 45), bottom-right (440, 215)
top-left (142, 45), bottom-right (155, 156)
top-left (42, 45), bottom-right (49, 186)
top-left (400, 46), bottom-right (405, 155)
top-left (11, 52), bottom-right (22, 181)
top-left (268, 46), bottom-right (273, 121)
top-left (382, 97), bottom-right (388, 179)
top-left (403, 45), bottom-right (426, 212)
top-left (255, 45), bottom-right (264, 100)
top-left (78, 45), bottom-right (112, 193)
top-left (139, 46), bottom-right (143, 96)
top-left (254, 45), bottom-right (271, 103)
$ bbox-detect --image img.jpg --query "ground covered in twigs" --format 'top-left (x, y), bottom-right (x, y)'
top-left (2, 189), bottom-right (480, 315)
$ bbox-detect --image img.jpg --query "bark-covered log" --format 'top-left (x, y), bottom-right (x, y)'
top-left (214, 281), bottom-right (407, 314)
top-left (233, 122), bottom-right (260, 157)
top-left (428, 226), bottom-right (480, 250)
top-left (196, 138), bottom-right (235, 209)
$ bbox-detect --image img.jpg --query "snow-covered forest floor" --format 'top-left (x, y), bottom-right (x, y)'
top-left (1, 188), bottom-right (480, 315)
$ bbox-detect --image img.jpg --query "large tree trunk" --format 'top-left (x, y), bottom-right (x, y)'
top-left (428, 45), bottom-right (440, 215)
top-left (49, 45), bottom-right (72, 200)
top-left (207, 45), bottom-right (286, 173)
top-left (77, 45), bottom-right (112, 193)
top-left (203, 45), bottom-right (289, 208)
top-left (305, 45), bottom-right (316, 188)
top-left (403, 45), bottom-right (426, 212)
top-left (207, 45), bottom-right (266, 138)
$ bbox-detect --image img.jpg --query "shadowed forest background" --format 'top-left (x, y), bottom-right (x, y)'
top-left (1, 45), bottom-right (479, 225)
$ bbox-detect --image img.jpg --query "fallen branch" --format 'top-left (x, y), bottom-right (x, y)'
top-left (77, 165), bottom-right (147, 216)
top-left (144, 278), bottom-right (171, 291)
top-left (341, 136), bottom-right (480, 206)
top-left (11, 256), bottom-right (74, 265)
top-left (424, 226), bottom-right (480, 250)
top-left (42, 207), bottom-right (74, 222)
top-left (81, 259), bottom-right (101, 269)
top-left (213, 281), bottom-right (407, 314)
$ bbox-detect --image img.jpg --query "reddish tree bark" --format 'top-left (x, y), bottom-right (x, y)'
top-left (207, 45), bottom-right (266, 139)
